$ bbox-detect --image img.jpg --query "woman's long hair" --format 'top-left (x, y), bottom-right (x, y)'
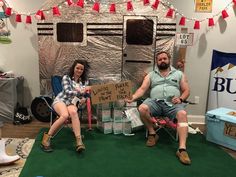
top-left (68, 59), bottom-right (90, 84)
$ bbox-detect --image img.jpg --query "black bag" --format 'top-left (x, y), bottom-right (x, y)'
top-left (14, 106), bottom-right (32, 125)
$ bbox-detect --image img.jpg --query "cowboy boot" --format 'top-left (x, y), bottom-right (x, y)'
top-left (41, 132), bottom-right (53, 152)
top-left (0, 139), bottom-right (20, 165)
top-left (76, 135), bottom-right (85, 153)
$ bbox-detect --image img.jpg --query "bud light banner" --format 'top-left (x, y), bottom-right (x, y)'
top-left (207, 50), bottom-right (236, 111)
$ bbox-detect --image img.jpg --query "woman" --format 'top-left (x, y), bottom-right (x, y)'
top-left (41, 60), bottom-right (90, 153)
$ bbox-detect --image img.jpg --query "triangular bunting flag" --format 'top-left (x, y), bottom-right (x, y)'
top-left (215, 67), bottom-right (224, 74)
top-left (228, 63), bottom-right (235, 70)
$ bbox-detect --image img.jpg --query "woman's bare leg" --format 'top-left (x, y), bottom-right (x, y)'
top-left (67, 105), bottom-right (81, 137)
top-left (48, 102), bottom-right (69, 136)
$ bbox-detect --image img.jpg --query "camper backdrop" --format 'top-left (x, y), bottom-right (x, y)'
top-left (38, 0), bottom-right (180, 94)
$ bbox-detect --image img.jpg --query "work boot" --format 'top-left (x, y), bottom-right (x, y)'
top-left (176, 150), bottom-right (191, 165)
top-left (146, 134), bottom-right (159, 147)
top-left (0, 139), bottom-right (20, 165)
top-left (41, 132), bottom-right (53, 152)
top-left (76, 135), bottom-right (85, 153)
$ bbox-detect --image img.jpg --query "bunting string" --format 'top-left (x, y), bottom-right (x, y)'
top-left (0, 0), bottom-right (235, 30)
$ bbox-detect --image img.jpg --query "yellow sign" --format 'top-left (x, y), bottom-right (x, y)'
top-left (195, 0), bottom-right (212, 13)
top-left (224, 122), bottom-right (236, 139)
top-left (91, 80), bottom-right (132, 105)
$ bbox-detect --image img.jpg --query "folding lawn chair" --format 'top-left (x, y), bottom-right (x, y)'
top-left (147, 117), bottom-right (178, 141)
top-left (42, 75), bottom-right (92, 137)
top-left (145, 100), bottom-right (196, 141)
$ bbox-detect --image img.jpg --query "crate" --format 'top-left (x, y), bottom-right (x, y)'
top-left (97, 102), bottom-right (113, 109)
top-left (113, 109), bottom-right (123, 121)
top-left (113, 120), bottom-right (123, 135)
top-left (122, 119), bottom-right (132, 135)
top-left (113, 100), bottom-right (125, 109)
top-left (206, 107), bottom-right (236, 150)
top-left (97, 120), bottom-right (113, 134)
top-left (97, 109), bottom-right (112, 122)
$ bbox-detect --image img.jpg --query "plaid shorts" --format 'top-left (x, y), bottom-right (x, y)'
top-left (142, 98), bottom-right (186, 119)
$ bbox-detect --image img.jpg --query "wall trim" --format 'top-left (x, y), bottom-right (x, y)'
top-left (188, 115), bottom-right (205, 124)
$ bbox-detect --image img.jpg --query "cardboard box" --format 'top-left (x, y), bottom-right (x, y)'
top-left (91, 80), bottom-right (132, 105)
top-left (206, 107), bottom-right (236, 150)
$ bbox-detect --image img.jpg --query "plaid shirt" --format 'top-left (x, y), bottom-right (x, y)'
top-left (53, 75), bottom-right (87, 106)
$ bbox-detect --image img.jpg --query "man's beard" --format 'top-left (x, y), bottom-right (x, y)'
top-left (157, 62), bottom-right (170, 70)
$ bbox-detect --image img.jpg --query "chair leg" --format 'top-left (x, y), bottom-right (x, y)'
top-left (51, 124), bottom-right (65, 138)
top-left (163, 127), bottom-right (178, 141)
top-left (50, 112), bottom-right (54, 127)
top-left (175, 131), bottom-right (178, 141)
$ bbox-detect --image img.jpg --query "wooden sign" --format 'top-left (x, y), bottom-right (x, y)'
top-left (195, 0), bottom-right (212, 13)
top-left (91, 80), bottom-right (132, 105)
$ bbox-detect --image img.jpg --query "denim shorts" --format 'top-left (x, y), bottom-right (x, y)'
top-left (52, 97), bottom-right (71, 107)
top-left (142, 98), bottom-right (186, 119)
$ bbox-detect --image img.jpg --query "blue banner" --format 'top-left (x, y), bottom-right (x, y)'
top-left (211, 50), bottom-right (236, 70)
top-left (208, 50), bottom-right (236, 110)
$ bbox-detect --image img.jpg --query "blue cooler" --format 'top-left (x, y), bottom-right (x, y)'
top-left (206, 107), bottom-right (236, 150)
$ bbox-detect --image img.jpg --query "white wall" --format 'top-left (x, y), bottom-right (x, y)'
top-left (1, 0), bottom-right (235, 119)
top-left (0, 0), bottom-right (44, 106)
top-left (172, 0), bottom-right (236, 117)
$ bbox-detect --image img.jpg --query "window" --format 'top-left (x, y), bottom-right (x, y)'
top-left (56, 23), bottom-right (84, 42)
top-left (126, 19), bottom-right (154, 45)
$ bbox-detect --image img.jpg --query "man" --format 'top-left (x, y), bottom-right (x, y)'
top-left (125, 51), bottom-right (191, 165)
